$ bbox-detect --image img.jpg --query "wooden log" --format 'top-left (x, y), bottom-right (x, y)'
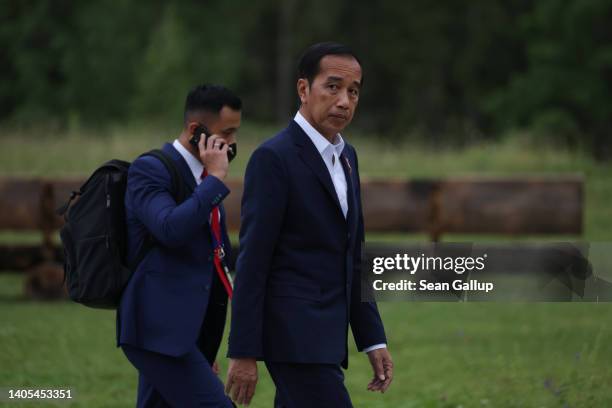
top-left (0, 245), bottom-right (63, 271)
top-left (222, 179), bottom-right (244, 232)
top-left (437, 176), bottom-right (584, 235)
top-left (360, 178), bottom-right (438, 232)
top-left (0, 175), bottom-right (584, 240)
top-left (0, 178), bottom-right (43, 230)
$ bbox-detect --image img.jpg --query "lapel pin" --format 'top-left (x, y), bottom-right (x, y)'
top-left (343, 155), bottom-right (352, 175)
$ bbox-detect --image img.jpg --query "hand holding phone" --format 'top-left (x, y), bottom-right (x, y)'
top-left (199, 133), bottom-right (229, 180)
top-left (190, 123), bottom-right (237, 162)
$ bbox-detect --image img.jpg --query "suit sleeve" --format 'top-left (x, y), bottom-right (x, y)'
top-left (348, 147), bottom-right (388, 351)
top-left (228, 146), bottom-right (288, 358)
top-left (127, 156), bottom-right (229, 248)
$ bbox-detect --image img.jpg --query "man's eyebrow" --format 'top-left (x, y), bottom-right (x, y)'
top-left (325, 76), bottom-right (361, 88)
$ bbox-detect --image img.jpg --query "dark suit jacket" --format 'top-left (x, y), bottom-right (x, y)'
top-left (117, 143), bottom-right (231, 362)
top-left (228, 121), bottom-right (386, 368)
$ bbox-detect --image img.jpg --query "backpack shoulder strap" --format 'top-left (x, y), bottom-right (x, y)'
top-left (130, 149), bottom-right (194, 270)
top-left (142, 149), bottom-right (189, 203)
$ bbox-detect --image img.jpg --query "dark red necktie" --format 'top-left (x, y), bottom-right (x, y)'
top-left (201, 169), bottom-right (233, 298)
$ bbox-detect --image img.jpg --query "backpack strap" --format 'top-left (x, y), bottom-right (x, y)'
top-left (144, 149), bottom-right (189, 203)
top-left (129, 149), bottom-right (191, 270)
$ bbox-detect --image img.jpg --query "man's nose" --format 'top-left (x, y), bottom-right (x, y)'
top-left (336, 90), bottom-right (350, 110)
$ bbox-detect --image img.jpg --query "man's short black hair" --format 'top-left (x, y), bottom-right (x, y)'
top-left (184, 84), bottom-right (242, 124)
top-left (297, 42), bottom-right (363, 87)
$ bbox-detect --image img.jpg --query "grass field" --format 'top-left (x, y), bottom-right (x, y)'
top-left (2, 275), bottom-right (612, 407)
top-left (1, 123), bottom-right (612, 407)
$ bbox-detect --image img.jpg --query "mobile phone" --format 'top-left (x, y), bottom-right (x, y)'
top-left (189, 125), bottom-right (211, 150)
top-left (190, 123), bottom-right (238, 162)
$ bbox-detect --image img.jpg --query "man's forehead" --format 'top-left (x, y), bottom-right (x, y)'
top-left (188, 107), bottom-right (240, 129)
top-left (318, 55), bottom-right (362, 82)
top-left (217, 106), bottom-right (241, 127)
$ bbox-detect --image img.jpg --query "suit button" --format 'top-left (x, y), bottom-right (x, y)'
top-left (347, 233), bottom-right (351, 240)
top-left (204, 284), bottom-right (210, 291)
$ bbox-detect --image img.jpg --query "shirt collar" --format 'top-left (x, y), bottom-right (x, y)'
top-left (294, 111), bottom-right (345, 156)
top-left (173, 139), bottom-right (203, 183)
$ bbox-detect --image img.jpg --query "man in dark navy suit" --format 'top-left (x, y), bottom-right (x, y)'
top-left (226, 43), bottom-right (394, 407)
top-left (117, 85), bottom-right (240, 407)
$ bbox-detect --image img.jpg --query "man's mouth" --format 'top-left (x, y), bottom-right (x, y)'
top-left (329, 113), bottom-right (348, 120)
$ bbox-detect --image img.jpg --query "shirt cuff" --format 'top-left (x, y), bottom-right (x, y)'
top-left (363, 343), bottom-right (387, 353)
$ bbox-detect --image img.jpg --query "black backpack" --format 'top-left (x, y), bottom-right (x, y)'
top-left (58, 150), bottom-right (188, 309)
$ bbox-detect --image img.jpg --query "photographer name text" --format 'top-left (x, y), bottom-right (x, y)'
top-left (372, 279), bottom-right (494, 293)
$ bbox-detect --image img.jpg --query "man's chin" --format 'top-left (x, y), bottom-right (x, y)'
top-left (329, 115), bottom-right (348, 124)
top-left (325, 121), bottom-right (350, 136)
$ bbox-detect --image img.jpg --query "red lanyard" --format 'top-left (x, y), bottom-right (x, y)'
top-left (201, 170), bottom-right (233, 298)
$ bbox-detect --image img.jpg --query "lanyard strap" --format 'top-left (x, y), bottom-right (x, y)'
top-left (210, 206), bottom-right (233, 298)
top-left (202, 169), bottom-right (233, 298)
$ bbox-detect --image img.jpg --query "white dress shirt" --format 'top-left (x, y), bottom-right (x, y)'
top-left (172, 139), bottom-right (224, 229)
top-left (294, 112), bottom-right (348, 218)
top-left (173, 139), bottom-right (203, 184)
top-left (293, 112), bottom-right (386, 354)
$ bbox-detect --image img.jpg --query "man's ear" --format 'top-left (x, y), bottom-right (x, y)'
top-left (186, 121), bottom-right (199, 136)
top-left (297, 79), bottom-right (309, 104)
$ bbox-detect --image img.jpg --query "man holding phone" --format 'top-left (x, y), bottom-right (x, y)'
top-left (117, 84), bottom-right (240, 407)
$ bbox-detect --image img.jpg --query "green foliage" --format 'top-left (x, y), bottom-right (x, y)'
top-left (1, 0), bottom-right (611, 158)
top-left (486, 0), bottom-right (612, 158)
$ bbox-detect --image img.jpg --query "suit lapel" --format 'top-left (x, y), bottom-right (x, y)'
top-left (340, 152), bottom-right (357, 233)
top-left (289, 121), bottom-right (345, 218)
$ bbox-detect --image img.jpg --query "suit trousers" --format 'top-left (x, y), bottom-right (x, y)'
top-left (265, 361), bottom-right (353, 408)
top-left (121, 344), bottom-right (234, 408)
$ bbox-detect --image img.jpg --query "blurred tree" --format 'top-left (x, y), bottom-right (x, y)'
top-left (1, 0), bottom-right (611, 158)
top-left (62, 0), bottom-right (162, 122)
top-left (486, 0), bottom-right (612, 159)
top-left (0, 0), bottom-right (75, 121)
top-left (275, 0), bottom-right (297, 123)
top-left (348, 0), bottom-right (531, 146)
top-left (131, 0), bottom-right (248, 124)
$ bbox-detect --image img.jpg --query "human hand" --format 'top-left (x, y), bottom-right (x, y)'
top-left (199, 133), bottom-right (229, 180)
top-left (212, 360), bottom-right (220, 376)
top-left (366, 348), bottom-right (393, 393)
top-left (225, 358), bottom-right (258, 406)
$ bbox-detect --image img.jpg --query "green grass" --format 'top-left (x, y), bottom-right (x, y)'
top-left (2, 273), bottom-right (612, 407)
top-left (1, 124), bottom-right (612, 406)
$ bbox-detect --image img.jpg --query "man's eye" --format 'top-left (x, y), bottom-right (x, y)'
top-left (328, 84), bottom-right (338, 91)
top-left (349, 88), bottom-right (359, 97)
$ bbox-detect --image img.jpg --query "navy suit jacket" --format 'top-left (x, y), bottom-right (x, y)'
top-left (228, 121), bottom-right (386, 368)
top-left (117, 143), bottom-right (232, 359)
